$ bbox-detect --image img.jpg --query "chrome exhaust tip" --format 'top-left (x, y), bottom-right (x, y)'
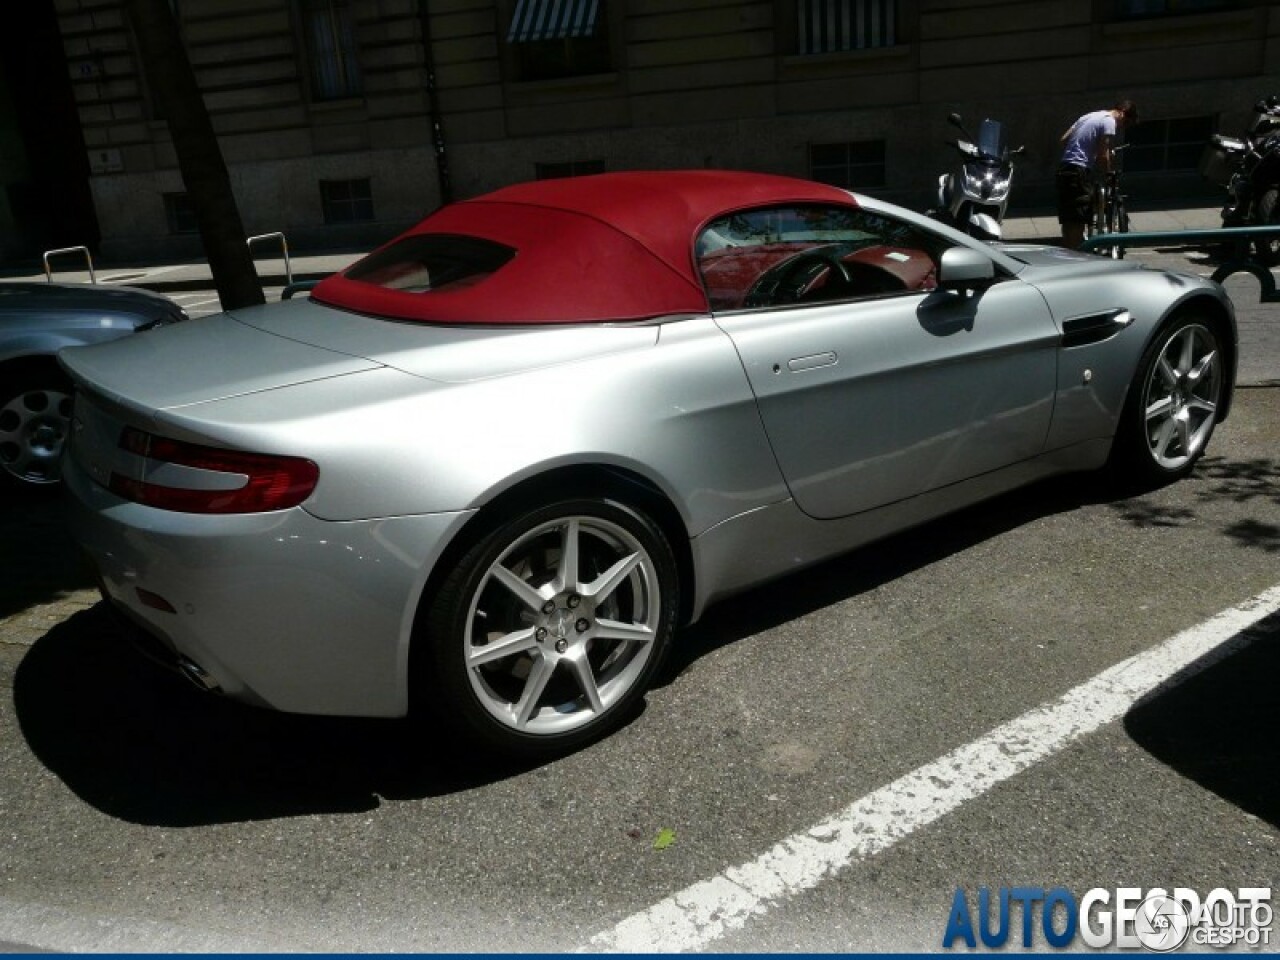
top-left (176, 656), bottom-right (222, 694)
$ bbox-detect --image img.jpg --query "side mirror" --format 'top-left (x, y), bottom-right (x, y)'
top-left (938, 247), bottom-right (996, 290)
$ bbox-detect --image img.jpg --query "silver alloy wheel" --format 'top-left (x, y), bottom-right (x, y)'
top-left (463, 514), bottom-right (662, 736)
top-left (0, 386), bottom-right (73, 485)
top-left (1141, 322), bottom-right (1221, 471)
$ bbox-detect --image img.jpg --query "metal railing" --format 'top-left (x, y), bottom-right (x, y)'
top-left (282, 280), bottom-right (320, 300)
top-left (42, 245), bottom-right (96, 283)
top-left (1080, 224), bottom-right (1280, 303)
top-left (246, 231), bottom-right (293, 287)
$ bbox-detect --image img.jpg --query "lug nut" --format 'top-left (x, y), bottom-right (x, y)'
top-left (555, 639), bottom-right (568, 653)
top-left (542, 600), bottom-right (556, 614)
top-left (567, 594), bottom-right (581, 608)
top-left (535, 627), bottom-right (548, 641)
top-left (576, 618), bottom-right (590, 633)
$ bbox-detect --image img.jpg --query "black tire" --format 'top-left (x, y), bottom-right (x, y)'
top-left (1110, 314), bottom-right (1225, 488)
top-left (0, 363), bottom-right (75, 491)
top-left (1088, 191), bottom-right (1105, 242)
top-left (419, 496), bottom-right (679, 758)
top-left (1110, 197), bottom-right (1129, 260)
top-left (1093, 189), bottom-right (1126, 259)
top-left (1254, 187), bottom-right (1280, 267)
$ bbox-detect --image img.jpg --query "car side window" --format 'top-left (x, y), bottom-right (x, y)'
top-left (697, 205), bottom-right (949, 312)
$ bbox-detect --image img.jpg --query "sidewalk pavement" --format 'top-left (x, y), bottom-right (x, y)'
top-left (1000, 202), bottom-right (1225, 243)
top-left (0, 203), bottom-right (1231, 295)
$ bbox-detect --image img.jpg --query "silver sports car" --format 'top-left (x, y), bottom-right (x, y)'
top-left (60, 171), bottom-right (1235, 757)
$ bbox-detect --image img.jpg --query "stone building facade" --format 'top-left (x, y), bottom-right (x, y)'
top-left (6, 0), bottom-right (1280, 260)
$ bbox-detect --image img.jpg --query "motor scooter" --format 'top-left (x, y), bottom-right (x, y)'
top-left (930, 113), bottom-right (1024, 241)
top-left (1199, 95), bottom-right (1280, 265)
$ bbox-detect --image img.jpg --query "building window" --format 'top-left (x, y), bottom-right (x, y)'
top-left (320, 178), bottom-right (373, 224)
top-left (809, 140), bottom-right (886, 190)
top-left (507, 0), bottom-right (611, 81)
top-left (1115, 0), bottom-right (1236, 16)
top-left (303, 0), bottom-right (362, 101)
top-left (798, 0), bottom-right (896, 55)
top-left (535, 159), bottom-right (606, 179)
top-left (163, 193), bottom-right (199, 234)
top-left (1123, 116), bottom-right (1216, 172)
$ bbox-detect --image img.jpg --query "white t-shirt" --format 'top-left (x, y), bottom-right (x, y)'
top-left (1061, 110), bottom-right (1116, 169)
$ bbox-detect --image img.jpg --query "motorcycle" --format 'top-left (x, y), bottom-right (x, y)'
top-left (930, 113), bottom-right (1024, 241)
top-left (1199, 94), bottom-right (1280, 265)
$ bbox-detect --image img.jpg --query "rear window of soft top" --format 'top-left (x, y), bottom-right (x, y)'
top-left (344, 234), bottom-right (515, 293)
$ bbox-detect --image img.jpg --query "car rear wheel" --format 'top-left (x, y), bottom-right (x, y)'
top-left (0, 366), bottom-right (74, 490)
top-left (422, 497), bottom-right (678, 757)
top-left (1111, 315), bottom-right (1224, 486)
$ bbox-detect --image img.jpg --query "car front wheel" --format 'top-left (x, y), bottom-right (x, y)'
top-left (1112, 315), bottom-right (1224, 486)
top-left (0, 366), bottom-right (74, 490)
top-left (422, 496), bottom-right (678, 757)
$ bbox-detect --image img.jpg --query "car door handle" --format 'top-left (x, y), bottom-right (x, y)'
top-left (787, 351), bottom-right (838, 372)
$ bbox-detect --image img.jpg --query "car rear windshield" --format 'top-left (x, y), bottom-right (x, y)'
top-left (344, 234), bottom-right (516, 293)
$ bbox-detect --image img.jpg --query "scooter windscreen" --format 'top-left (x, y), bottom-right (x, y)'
top-left (975, 119), bottom-right (1008, 163)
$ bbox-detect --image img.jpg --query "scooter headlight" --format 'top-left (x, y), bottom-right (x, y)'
top-left (965, 169), bottom-right (1009, 202)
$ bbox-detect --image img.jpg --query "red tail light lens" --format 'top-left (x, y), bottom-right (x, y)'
top-left (109, 427), bottom-right (319, 514)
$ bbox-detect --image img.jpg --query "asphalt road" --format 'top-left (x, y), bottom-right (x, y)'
top-left (1, 247), bottom-right (1278, 952)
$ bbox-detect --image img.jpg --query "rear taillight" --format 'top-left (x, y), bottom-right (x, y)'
top-left (109, 427), bottom-right (318, 514)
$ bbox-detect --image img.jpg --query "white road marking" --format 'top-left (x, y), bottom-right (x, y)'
top-left (586, 585), bottom-right (1280, 953)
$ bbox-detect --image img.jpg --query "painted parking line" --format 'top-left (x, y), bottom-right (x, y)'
top-left (586, 585), bottom-right (1280, 953)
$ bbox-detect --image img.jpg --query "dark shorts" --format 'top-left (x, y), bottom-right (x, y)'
top-left (1056, 165), bottom-right (1092, 225)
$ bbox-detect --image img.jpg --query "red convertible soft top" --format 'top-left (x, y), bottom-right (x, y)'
top-left (311, 170), bottom-right (855, 325)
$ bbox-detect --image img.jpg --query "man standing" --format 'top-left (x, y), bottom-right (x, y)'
top-left (1056, 100), bottom-right (1138, 248)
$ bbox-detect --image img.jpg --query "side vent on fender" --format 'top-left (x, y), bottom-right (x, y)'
top-left (1062, 309), bottom-right (1133, 348)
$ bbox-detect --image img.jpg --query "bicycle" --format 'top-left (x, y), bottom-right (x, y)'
top-left (1085, 145), bottom-right (1130, 259)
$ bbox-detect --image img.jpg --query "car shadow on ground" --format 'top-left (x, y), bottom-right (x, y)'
top-left (0, 492), bottom-right (95, 620)
top-left (10, 455), bottom-right (1276, 827)
top-left (12, 606), bottom-right (541, 827)
top-left (1124, 609), bottom-right (1280, 830)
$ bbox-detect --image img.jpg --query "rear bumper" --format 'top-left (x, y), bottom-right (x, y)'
top-left (64, 454), bottom-right (473, 717)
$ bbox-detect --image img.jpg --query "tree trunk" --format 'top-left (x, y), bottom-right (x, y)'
top-left (121, 0), bottom-right (264, 309)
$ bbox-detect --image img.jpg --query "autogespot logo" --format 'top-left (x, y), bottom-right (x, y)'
top-left (942, 886), bottom-right (1273, 951)
top-left (1134, 894), bottom-right (1191, 952)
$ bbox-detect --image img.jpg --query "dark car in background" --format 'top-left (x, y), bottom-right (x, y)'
top-left (0, 282), bottom-right (186, 489)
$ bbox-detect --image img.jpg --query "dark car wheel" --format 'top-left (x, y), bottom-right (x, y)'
top-left (1111, 315), bottom-right (1224, 487)
top-left (0, 365), bottom-right (74, 490)
top-left (421, 496), bottom-right (679, 757)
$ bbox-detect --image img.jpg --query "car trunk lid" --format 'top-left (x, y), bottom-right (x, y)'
top-left (58, 306), bottom-right (382, 414)
top-left (231, 296), bottom-right (661, 382)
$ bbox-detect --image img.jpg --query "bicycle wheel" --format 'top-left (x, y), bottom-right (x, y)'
top-left (1089, 187), bottom-right (1107, 242)
top-left (1113, 195), bottom-right (1130, 260)
top-left (1101, 192), bottom-right (1126, 259)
